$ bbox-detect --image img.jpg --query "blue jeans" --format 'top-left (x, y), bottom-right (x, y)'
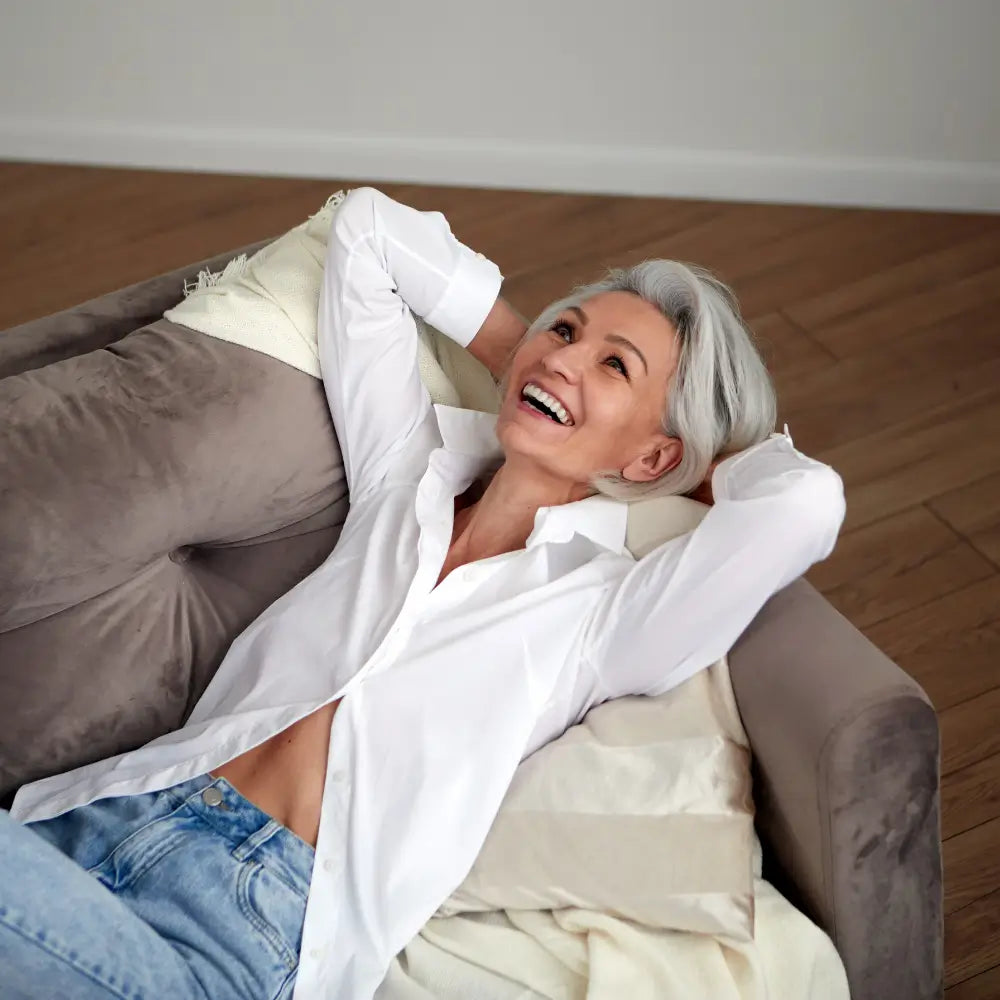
top-left (0, 773), bottom-right (315, 1000)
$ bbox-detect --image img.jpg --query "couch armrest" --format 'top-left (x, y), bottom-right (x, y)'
top-left (729, 578), bottom-right (942, 1000)
top-left (0, 239), bottom-right (272, 379)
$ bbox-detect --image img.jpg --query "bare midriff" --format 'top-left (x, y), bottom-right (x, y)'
top-left (210, 698), bottom-right (341, 848)
top-left (209, 483), bottom-right (485, 850)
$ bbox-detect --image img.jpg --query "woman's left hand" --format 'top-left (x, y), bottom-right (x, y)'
top-left (687, 454), bottom-right (732, 506)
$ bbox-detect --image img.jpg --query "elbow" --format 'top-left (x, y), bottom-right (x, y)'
top-left (341, 186), bottom-right (380, 211)
top-left (331, 187), bottom-right (381, 249)
top-left (798, 465), bottom-right (847, 562)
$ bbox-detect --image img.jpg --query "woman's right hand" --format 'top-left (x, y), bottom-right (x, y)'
top-left (466, 296), bottom-right (530, 378)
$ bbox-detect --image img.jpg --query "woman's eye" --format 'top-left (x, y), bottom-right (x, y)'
top-left (549, 322), bottom-right (628, 378)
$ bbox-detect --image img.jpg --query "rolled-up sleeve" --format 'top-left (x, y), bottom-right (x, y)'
top-left (424, 246), bottom-right (501, 348)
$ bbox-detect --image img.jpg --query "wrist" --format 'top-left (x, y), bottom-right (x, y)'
top-left (470, 296), bottom-right (530, 376)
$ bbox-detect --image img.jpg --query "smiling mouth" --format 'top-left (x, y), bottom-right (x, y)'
top-left (519, 382), bottom-right (574, 425)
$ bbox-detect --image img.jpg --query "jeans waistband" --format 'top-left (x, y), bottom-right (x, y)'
top-left (161, 773), bottom-right (314, 899)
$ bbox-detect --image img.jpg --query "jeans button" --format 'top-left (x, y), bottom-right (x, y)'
top-left (202, 786), bottom-right (223, 807)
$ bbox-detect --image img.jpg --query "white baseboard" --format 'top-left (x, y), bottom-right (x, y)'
top-left (2, 116), bottom-right (999, 213)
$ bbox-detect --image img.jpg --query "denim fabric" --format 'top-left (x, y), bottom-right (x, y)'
top-left (0, 774), bottom-right (314, 1000)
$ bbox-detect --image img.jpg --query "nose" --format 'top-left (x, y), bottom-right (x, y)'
top-left (541, 341), bottom-right (583, 384)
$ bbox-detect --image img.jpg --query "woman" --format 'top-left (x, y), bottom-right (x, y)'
top-left (0, 187), bottom-right (845, 1000)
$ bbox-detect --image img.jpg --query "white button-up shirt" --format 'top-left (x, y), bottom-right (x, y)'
top-left (12, 187), bottom-right (846, 1000)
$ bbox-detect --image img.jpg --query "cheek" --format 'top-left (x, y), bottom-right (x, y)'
top-left (503, 338), bottom-right (547, 397)
top-left (580, 388), bottom-right (663, 461)
top-left (585, 385), bottom-right (646, 431)
top-left (513, 334), bottom-right (548, 368)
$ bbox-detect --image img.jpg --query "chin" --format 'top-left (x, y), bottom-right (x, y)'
top-left (495, 414), bottom-right (550, 460)
top-left (495, 412), bottom-right (537, 454)
top-left (494, 417), bottom-right (581, 484)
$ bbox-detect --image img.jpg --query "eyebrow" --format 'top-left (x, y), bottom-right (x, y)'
top-left (567, 305), bottom-right (649, 374)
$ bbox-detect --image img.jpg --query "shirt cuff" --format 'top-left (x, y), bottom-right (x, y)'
top-left (424, 245), bottom-right (504, 348)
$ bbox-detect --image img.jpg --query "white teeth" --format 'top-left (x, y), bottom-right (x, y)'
top-left (522, 383), bottom-right (573, 425)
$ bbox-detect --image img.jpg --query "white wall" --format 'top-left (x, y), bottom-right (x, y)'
top-left (2, 0), bottom-right (998, 211)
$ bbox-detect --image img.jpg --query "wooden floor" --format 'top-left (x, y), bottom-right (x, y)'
top-left (2, 162), bottom-right (999, 995)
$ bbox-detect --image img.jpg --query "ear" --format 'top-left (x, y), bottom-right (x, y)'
top-left (621, 434), bottom-right (683, 484)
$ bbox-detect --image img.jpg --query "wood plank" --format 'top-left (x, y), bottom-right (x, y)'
top-left (940, 688), bottom-right (1000, 777)
top-left (942, 754), bottom-right (1000, 841)
top-left (864, 576), bottom-right (1000, 713)
top-left (930, 472), bottom-right (1000, 569)
top-left (784, 230), bottom-right (1000, 357)
top-left (496, 203), bottom-right (836, 319)
top-left (806, 506), bottom-right (996, 628)
top-left (445, 193), bottom-right (726, 280)
top-left (0, 170), bottom-right (358, 328)
top-left (947, 963), bottom-right (1000, 999)
top-left (3, 169), bottom-right (558, 326)
top-left (946, 888), bottom-right (1000, 987)
top-left (751, 311), bottom-right (836, 379)
top-left (384, 183), bottom-right (553, 230)
top-left (810, 262), bottom-right (1000, 360)
top-left (724, 209), bottom-right (992, 319)
top-left (495, 200), bottom-right (829, 317)
top-left (0, 163), bottom-right (112, 222)
top-left (777, 299), bottom-right (1000, 452)
top-left (2, 169), bottom-right (320, 264)
top-left (818, 391), bottom-right (1000, 532)
top-left (619, 200), bottom-right (836, 284)
top-left (500, 255), bottom-right (636, 318)
top-left (945, 817), bottom-right (1000, 914)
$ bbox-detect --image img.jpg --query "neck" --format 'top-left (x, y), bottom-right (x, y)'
top-left (451, 459), bottom-right (594, 561)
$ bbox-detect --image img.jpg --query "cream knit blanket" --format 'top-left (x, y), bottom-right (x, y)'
top-left (165, 190), bottom-right (502, 414)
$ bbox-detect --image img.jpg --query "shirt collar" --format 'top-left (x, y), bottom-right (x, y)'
top-left (434, 403), bottom-right (504, 462)
top-left (433, 404), bottom-right (629, 556)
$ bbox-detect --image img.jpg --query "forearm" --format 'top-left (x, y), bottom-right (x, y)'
top-left (465, 295), bottom-right (530, 378)
top-left (319, 186), bottom-right (503, 495)
top-left (589, 433), bottom-right (846, 698)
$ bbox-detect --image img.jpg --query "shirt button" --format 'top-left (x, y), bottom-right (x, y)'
top-left (323, 858), bottom-right (336, 873)
top-left (201, 786), bottom-right (223, 807)
top-left (309, 947), bottom-right (323, 960)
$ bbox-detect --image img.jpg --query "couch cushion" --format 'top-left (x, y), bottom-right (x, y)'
top-left (438, 657), bottom-right (757, 939)
top-left (0, 318), bottom-right (347, 796)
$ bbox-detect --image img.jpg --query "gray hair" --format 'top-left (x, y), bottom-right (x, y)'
top-left (512, 260), bottom-right (777, 502)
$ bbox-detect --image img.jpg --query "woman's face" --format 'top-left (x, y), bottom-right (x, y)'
top-left (496, 290), bottom-right (682, 493)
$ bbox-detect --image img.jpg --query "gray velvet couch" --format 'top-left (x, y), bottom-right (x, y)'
top-left (0, 243), bottom-right (943, 1000)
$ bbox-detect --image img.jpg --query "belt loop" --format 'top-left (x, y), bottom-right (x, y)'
top-left (232, 819), bottom-right (282, 862)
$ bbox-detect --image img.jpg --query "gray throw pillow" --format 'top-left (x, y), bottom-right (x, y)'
top-left (0, 316), bottom-right (347, 800)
